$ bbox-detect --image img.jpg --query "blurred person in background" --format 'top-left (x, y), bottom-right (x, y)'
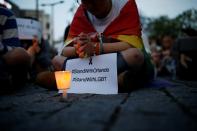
top-left (173, 27), bottom-right (197, 80)
top-left (0, 3), bottom-right (31, 93)
top-left (16, 17), bottom-right (55, 85)
top-left (157, 34), bottom-right (176, 77)
top-left (21, 36), bottom-right (54, 81)
top-left (35, 25), bottom-right (70, 90)
top-left (149, 36), bottom-right (162, 75)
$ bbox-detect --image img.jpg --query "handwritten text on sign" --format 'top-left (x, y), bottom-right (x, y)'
top-left (65, 53), bottom-right (118, 94)
top-left (16, 18), bottom-right (42, 40)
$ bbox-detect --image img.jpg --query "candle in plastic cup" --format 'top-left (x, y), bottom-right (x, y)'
top-left (55, 71), bottom-right (71, 98)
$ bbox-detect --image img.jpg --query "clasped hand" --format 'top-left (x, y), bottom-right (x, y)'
top-left (74, 32), bottom-right (98, 58)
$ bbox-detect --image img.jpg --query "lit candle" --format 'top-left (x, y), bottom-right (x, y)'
top-left (55, 71), bottom-right (72, 99)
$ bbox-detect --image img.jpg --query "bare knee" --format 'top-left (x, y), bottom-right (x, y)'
top-left (121, 48), bottom-right (144, 67)
top-left (3, 47), bottom-right (31, 66)
top-left (52, 55), bottom-right (67, 71)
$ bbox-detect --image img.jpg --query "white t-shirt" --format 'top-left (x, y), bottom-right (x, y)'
top-left (87, 0), bottom-right (128, 33)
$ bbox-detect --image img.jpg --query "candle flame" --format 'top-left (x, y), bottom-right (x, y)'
top-left (55, 71), bottom-right (71, 90)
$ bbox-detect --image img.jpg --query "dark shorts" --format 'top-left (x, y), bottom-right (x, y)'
top-left (117, 52), bottom-right (154, 78)
top-left (0, 58), bottom-right (12, 92)
top-left (0, 57), bottom-right (28, 91)
top-left (117, 51), bottom-right (155, 92)
top-left (0, 58), bottom-right (8, 79)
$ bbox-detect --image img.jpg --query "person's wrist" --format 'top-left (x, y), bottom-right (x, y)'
top-left (94, 42), bottom-right (100, 55)
top-left (99, 41), bottom-right (103, 54)
top-left (27, 47), bottom-right (36, 56)
top-left (73, 46), bottom-right (78, 56)
top-left (98, 33), bottom-right (103, 54)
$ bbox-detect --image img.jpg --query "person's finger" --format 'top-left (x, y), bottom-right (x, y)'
top-left (78, 37), bottom-right (91, 44)
top-left (185, 55), bottom-right (192, 62)
top-left (76, 49), bottom-right (80, 55)
top-left (78, 44), bottom-right (87, 52)
top-left (74, 44), bottom-right (78, 49)
top-left (74, 42), bottom-right (81, 51)
top-left (79, 52), bottom-right (85, 58)
top-left (181, 60), bottom-right (188, 69)
top-left (181, 54), bottom-right (188, 68)
top-left (78, 33), bottom-right (91, 43)
top-left (76, 38), bottom-right (88, 47)
top-left (76, 44), bottom-right (84, 55)
top-left (32, 36), bottom-right (39, 45)
top-left (78, 32), bottom-right (86, 37)
top-left (78, 33), bottom-right (89, 42)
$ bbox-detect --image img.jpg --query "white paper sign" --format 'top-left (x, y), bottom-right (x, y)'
top-left (65, 53), bottom-right (118, 94)
top-left (16, 18), bottom-right (42, 40)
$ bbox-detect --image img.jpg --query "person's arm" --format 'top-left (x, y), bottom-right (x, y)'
top-left (3, 12), bottom-right (21, 47)
top-left (0, 9), bottom-right (19, 56)
top-left (61, 46), bottom-right (77, 57)
top-left (74, 33), bottom-right (134, 57)
top-left (102, 41), bottom-right (132, 54)
top-left (27, 37), bottom-right (40, 64)
top-left (78, 40), bottom-right (132, 57)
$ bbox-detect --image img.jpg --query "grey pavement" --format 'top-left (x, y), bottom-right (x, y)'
top-left (0, 79), bottom-right (197, 131)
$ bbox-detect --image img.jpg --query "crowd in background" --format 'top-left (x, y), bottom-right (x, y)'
top-left (0, 4), bottom-right (57, 93)
top-left (150, 34), bottom-right (176, 78)
top-left (149, 28), bottom-right (197, 80)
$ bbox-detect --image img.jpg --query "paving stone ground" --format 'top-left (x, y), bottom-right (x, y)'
top-left (0, 79), bottom-right (197, 131)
